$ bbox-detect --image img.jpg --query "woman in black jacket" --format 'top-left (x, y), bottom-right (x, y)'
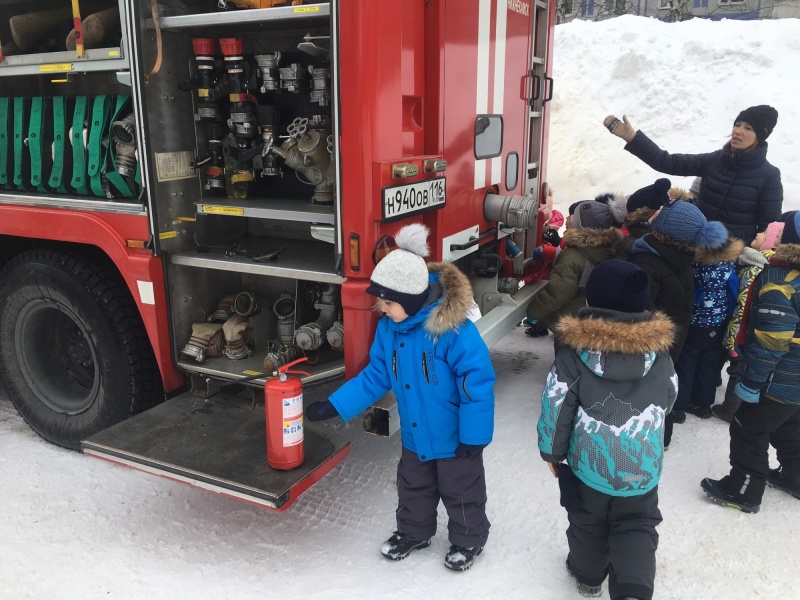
top-left (603, 105), bottom-right (783, 245)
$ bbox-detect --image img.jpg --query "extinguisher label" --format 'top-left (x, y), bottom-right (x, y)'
top-left (283, 417), bottom-right (303, 447)
top-left (282, 394), bottom-right (303, 419)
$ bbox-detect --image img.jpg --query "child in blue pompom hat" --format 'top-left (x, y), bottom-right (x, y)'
top-left (629, 199), bottom-right (729, 446)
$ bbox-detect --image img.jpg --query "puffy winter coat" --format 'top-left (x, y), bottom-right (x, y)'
top-left (629, 233), bottom-right (695, 361)
top-left (329, 262), bottom-right (495, 461)
top-left (738, 244), bottom-right (800, 406)
top-left (526, 227), bottom-right (623, 330)
top-left (690, 239), bottom-right (743, 329)
top-left (625, 132), bottom-right (783, 244)
top-left (538, 308), bottom-right (677, 496)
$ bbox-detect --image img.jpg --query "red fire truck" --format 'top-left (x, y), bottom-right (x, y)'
top-left (0, 0), bottom-right (555, 510)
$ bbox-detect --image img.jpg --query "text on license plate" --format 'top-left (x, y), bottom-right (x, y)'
top-left (382, 177), bottom-right (446, 222)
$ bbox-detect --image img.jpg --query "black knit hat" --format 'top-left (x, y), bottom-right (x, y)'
top-left (781, 211), bottom-right (800, 245)
top-left (585, 259), bottom-right (651, 313)
top-left (735, 105), bottom-right (778, 144)
top-left (626, 178), bottom-right (672, 212)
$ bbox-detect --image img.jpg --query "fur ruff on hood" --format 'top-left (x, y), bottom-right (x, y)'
top-left (556, 310), bottom-right (674, 355)
top-left (772, 243), bottom-right (800, 269)
top-left (623, 206), bottom-right (656, 229)
top-left (423, 261), bottom-right (474, 337)
top-left (668, 187), bottom-right (693, 202)
top-left (695, 238), bottom-right (745, 265)
top-left (562, 227), bottom-right (623, 249)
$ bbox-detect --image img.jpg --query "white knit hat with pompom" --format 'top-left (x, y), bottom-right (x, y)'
top-left (366, 223), bottom-right (431, 315)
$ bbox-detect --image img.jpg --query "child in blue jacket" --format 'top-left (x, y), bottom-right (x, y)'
top-left (305, 223), bottom-right (495, 572)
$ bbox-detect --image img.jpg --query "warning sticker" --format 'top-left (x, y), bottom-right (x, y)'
top-left (282, 393), bottom-right (303, 419)
top-left (283, 417), bottom-right (303, 447)
top-left (154, 151), bottom-right (196, 182)
top-left (200, 205), bottom-right (244, 216)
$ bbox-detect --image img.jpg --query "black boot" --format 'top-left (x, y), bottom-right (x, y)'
top-left (565, 559), bottom-right (602, 597)
top-left (444, 544), bottom-right (483, 571)
top-left (701, 478), bottom-right (760, 513)
top-left (380, 532), bottom-right (431, 561)
top-left (767, 467), bottom-right (800, 500)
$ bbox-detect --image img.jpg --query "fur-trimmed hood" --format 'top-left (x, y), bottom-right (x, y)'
top-left (556, 308), bottom-right (674, 355)
top-left (562, 227), bottom-right (623, 249)
top-left (771, 243), bottom-right (800, 269)
top-left (623, 206), bottom-right (656, 229)
top-left (695, 238), bottom-right (745, 265)
top-left (422, 261), bottom-right (474, 337)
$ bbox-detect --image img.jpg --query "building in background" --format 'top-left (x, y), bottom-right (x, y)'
top-left (557, 0), bottom-right (800, 23)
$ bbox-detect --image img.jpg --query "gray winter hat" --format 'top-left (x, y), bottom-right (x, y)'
top-left (572, 200), bottom-right (615, 229)
top-left (366, 223), bottom-right (431, 315)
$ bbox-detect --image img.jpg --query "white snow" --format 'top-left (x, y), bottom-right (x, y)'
top-left (548, 15), bottom-right (800, 213)
top-left (2, 15), bottom-right (800, 600)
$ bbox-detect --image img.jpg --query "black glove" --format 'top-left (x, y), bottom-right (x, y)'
top-left (455, 442), bottom-right (487, 457)
top-left (305, 400), bottom-right (339, 422)
top-left (556, 463), bottom-right (582, 514)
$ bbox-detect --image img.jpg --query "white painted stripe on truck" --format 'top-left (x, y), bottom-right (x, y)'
top-left (474, 0), bottom-right (492, 189)
top-left (491, 0), bottom-right (507, 184)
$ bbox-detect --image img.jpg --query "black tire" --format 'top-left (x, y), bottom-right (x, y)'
top-left (0, 249), bottom-right (163, 450)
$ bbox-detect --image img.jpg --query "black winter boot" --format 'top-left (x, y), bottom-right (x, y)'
top-left (767, 467), bottom-right (800, 500)
top-left (444, 545), bottom-right (483, 571)
top-left (700, 478), bottom-right (760, 513)
top-left (565, 559), bottom-right (602, 597)
top-left (380, 532), bottom-right (431, 561)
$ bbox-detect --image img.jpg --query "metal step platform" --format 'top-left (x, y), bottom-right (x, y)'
top-left (82, 394), bottom-right (349, 511)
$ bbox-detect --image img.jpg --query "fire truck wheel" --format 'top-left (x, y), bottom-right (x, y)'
top-left (0, 249), bottom-right (163, 450)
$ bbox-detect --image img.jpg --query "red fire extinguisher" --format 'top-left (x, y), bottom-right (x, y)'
top-left (265, 356), bottom-right (310, 470)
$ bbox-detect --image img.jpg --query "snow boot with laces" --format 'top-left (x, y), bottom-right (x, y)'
top-left (380, 532), bottom-right (431, 561)
top-left (565, 559), bottom-right (602, 597)
top-left (444, 544), bottom-right (483, 571)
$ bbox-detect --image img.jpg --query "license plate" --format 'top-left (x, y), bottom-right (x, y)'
top-left (382, 177), bottom-right (446, 222)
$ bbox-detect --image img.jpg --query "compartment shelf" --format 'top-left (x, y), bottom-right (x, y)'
top-left (196, 197), bottom-right (334, 224)
top-left (0, 48), bottom-right (128, 77)
top-left (177, 351), bottom-right (344, 387)
top-left (169, 236), bottom-right (344, 284)
top-left (151, 3), bottom-right (331, 30)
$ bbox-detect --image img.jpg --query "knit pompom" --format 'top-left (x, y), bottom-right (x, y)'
top-left (695, 221), bottom-right (729, 250)
top-left (594, 193), bottom-right (628, 226)
top-left (394, 223), bottom-right (430, 258)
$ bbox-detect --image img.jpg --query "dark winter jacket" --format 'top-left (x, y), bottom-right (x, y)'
top-left (330, 262), bottom-right (495, 461)
top-left (738, 243), bottom-right (800, 406)
top-left (690, 239), bottom-right (744, 329)
top-left (526, 227), bottom-right (624, 330)
top-left (538, 308), bottom-right (677, 496)
top-left (625, 132), bottom-right (783, 244)
top-left (629, 233), bottom-right (695, 361)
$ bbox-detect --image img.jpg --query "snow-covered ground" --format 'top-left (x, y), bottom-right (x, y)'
top-left (2, 15), bottom-right (800, 600)
top-left (2, 325), bottom-right (798, 599)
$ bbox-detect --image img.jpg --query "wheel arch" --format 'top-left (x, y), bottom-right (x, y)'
top-left (0, 207), bottom-right (183, 394)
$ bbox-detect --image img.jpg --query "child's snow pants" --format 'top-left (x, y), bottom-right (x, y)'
top-left (567, 481), bottom-right (661, 600)
top-left (394, 446), bottom-right (490, 548)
